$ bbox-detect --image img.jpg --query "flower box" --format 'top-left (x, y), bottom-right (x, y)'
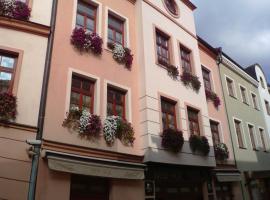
top-left (214, 143), bottom-right (229, 160)
top-left (0, 0), bottom-right (31, 20)
top-left (107, 42), bottom-right (133, 69)
top-left (71, 28), bottom-right (103, 55)
top-left (167, 65), bottom-right (179, 80)
top-left (0, 92), bottom-right (17, 122)
top-left (189, 134), bottom-right (210, 156)
top-left (180, 71), bottom-right (201, 92)
top-left (205, 90), bottom-right (221, 108)
top-left (161, 128), bottom-right (184, 153)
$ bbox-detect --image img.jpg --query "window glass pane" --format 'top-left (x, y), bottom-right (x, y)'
top-left (76, 13), bottom-right (84, 27)
top-left (86, 18), bottom-right (94, 32)
top-left (77, 2), bottom-right (95, 17)
top-left (108, 16), bottom-right (122, 31)
top-left (72, 77), bottom-right (81, 89)
top-left (115, 32), bottom-right (123, 44)
top-left (1, 56), bottom-right (15, 68)
top-left (70, 92), bottom-right (80, 107)
top-left (168, 114), bottom-right (175, 128)
top-left (82, 95), bottom-right (91, 108)
top-left (82, 80), bottom-right (91, 92)
top-left (0, 72), bottom-right (12, 92)
top-left (115, 92), bottom-right (123, 104)
top-left (107, 102), bottom-right (113, 116)
top-left (116, 105), bottom-right (124, 117)
top-left (162, 113), bottom-right (167, 129)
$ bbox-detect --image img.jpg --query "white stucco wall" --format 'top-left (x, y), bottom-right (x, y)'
top-left (0, 28), bottom-right (48, 126)
top-left (136, 0), bottom-right (215, 166)
top-left (30, 0), bottom-right (53, 26)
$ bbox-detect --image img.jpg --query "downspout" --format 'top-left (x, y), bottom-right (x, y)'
top-left (216, 48), bottom-right (246, 199)
top-left (27, 0), bottom-right (58, 199)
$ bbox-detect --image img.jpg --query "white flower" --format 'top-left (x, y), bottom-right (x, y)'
top-left (103, 115), bottom-right (120, 144)
top-left (112, 44), bottom-right (125, 62)
top-left (79, 110), bottom-right (91, 133)
top-left (0, 0), bottom-right (15, 17)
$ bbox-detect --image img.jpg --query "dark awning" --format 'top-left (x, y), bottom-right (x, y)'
top-left (216, 172), bottom-right (242, 182)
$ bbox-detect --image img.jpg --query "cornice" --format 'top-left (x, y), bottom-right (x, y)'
top-left (222, 55), bottom-right (259, 87)
top-left (181, 0), bottom-right (197, 11)
top-left (0, 16), bottom-right (50, 37)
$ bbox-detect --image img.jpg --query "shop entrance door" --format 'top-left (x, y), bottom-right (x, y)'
top-left (70, 175), bottom-right (109, 200)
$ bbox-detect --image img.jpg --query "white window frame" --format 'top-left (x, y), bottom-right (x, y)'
top-left (225, 75), bottom-right (237, 99)
top-left (65, 68), bottom-right (101, 117)
top-left (72, 0), bottom-right (103, 36)
top-left (232, 117), bottom-right (247, 148)
top-left (104, 7), bottom-right (130, 49)
top-left (103, 80), bottom-right (132, 123)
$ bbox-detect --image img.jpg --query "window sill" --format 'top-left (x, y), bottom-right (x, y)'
top-left (243, 102), bottom-right (249, 106)
top-left (239, 147), bottom-right (247, 150)
top-left (229, 94), bottom-right (237, 100)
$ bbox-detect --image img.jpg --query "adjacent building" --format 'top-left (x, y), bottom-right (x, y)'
top-left (0, 0), bottom-right (53, 199)
top-left (35, 0), bottom-right (145, 199)
top-left (198, 38), bottom-right (243, 200)
top-left (136, 0), bottom-right (216, 199)
top-left (218, 53), bottom-right (270, 200)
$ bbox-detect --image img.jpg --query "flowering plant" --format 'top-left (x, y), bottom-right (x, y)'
top-left (167, 65), bottom-right (179, 80)
top-left (103, 115), bottom-right (120, 145)
top-left (189, 135), bottom-right (210, 156)
top-left (0, 0), bottom-right (31, 20)
top-left (71, 28), bottom-right (103, 55)
top-left (116, 118), bottom-right (135, 146)
top-left (0, 92), bottom-right (17, 122)
top-left (205, 90), bottom-right (221, 108)
top-left (180, 71), bottom-right (201, 92)
top-left (161, 128), bottom-right (184, 153)
top-left (107, 42), bottom-right (133, 69)
top-left (214, 143), bottom-right (229, 160)
top-left (63, 108), bottom-right (102, 137)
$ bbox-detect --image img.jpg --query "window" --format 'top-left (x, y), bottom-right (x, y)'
top-left (251, 93), bottom-right (259, 110)
top-left (240, 86), bottom-right (248, 104)
top-left (156, 30), bottom-right (170, 67)
top-left (107, 87), bottom-right (126, 119)
top-left (0, 52), bottom-right (16, 93)
top-left (161, 97), bottom-right (177, 129)
top-left (234, 119), bottom-right (244, 148)
top-left (163, 0), bottom-right (179, 16)
top-left (210, 121), bottom-right (220, 145)
top-left (259, 128), bottom-right (266, 151)
top-left (265, 100), bottom-right (270, 115)
top-left (70, 75), bottom-right (95, 113)
top-left (76, 0), bottom-right (97, 32)
top-left (260, 77), bottom-right (265, 89)
top-left (226, 78), bottom-right (235, 97)
top-left (202, 67), bottom-right (211, 91)
top-left (180, 46), bottom-right (192, 73)
top-left (248, 125), bottom-right (256, 150)
top-left (108, 14), bottom-right (124, 46)
top-left (187, 107), bottom-right (200, 135)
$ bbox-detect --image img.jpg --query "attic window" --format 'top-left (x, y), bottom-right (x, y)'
top-left (163, 0), bottom-right (179, 17)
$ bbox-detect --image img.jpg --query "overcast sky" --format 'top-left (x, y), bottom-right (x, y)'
top-left (192, 0), bottom-right (270, 83)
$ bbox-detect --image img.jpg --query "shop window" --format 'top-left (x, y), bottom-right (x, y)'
top-left (234, 119), bottom-right (244, 148)
top-left (76, 0), bottom-right (97, 32)
top-left (156, 29), bottom-right (171, 67)
top-left (180, 45), bottom-right (192, 74)
top-left (265, 100), bottom-right (270, 115)
top-left (259, 128), bottom-right (266, 151)
top-left (187, 107), bottom-right (200, 135)
top-left (202, 67), bottom-right (212, 91)
top-left (251, 93), bottom-right (259, 110)
top-left (107, 86), bottom-right (126, 119)
top-left (108, 13), bottom-right (125, 46)
top-left (70, 74), bottom-right (95, 113)
top-left (0, 52), bottom-right (17, 93)
top-left (210, 120), bottom-right (220, 145)
top-left (248, 124), bottom-right (256, 150)
top-left (226, 77), bottom-right (235, 97)
top-left (161, 97), bottom-right (177, 129)
top-left (240, 86), bottom-right (248, 104)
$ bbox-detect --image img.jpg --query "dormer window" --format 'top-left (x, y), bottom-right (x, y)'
top-left (260, 77), bottom-right (265, 89)
top-left (163, 0), bottom-right (179, 17)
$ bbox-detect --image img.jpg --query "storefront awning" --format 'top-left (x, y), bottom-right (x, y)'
top-left (216, 173), bottom-right (241, 182)
top-left (47, 155), bottom-right (145, 180)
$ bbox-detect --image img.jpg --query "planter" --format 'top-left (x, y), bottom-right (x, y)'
top-left (214, 143), bottom-right (229, 160)
top-left (107, 42), bottom-right (133, 69)
top-left (103, 116), bottom-right (135, 146)
top-left (63, 108), bottom-right (102, 138)
top-left (0, 0), bottom-right (31, 20)
top-left (189, 134), bottom-right (210, 156)
top-left (205, 90), bottom-right (221, 108)
top-left (0, 92), bottom-right (17, 122)
top-left (161, 128), bottom-right (184, 153)
top-left (71, 28), bottom-right (103, 55)
top-left (167, 65), bottom-right (179, 80)
top-left (180, 72), bottom-right (201, 92)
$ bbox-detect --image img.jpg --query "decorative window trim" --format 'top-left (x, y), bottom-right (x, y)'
top-left (0, 46), bottom-right (23, 95)
top-left (104, 7), bottom-right (130, 49)
top-left (225, 75), bottom-right (237, 99)
top-left (239, 84), bottom-right (249, 105)
top-left (250, 91), bottom-right (260, 110)
top-left (209, 118), bottom-right (225, 143)
top-left (103, 80), bottom-right (132, 122)
top-left (201, 64), bottom-right (216, 93)
top-left (65, 68), bottom-right (100, 117)
top-left (232, 117), bottom-right (247, 148)
top-left (178, 42), bottom-right (195, 75)
top-left (162, 0), bottom-right (180, 18)
top-left (246, 122), bottom-right (258, 150)
top-left (72, 0), bottom-right (102, 36)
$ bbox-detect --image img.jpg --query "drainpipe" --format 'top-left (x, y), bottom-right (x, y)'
top-left (216, 48), bottom-right (246, 199)
top-left (27, 0), bottom-right (58, 199)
